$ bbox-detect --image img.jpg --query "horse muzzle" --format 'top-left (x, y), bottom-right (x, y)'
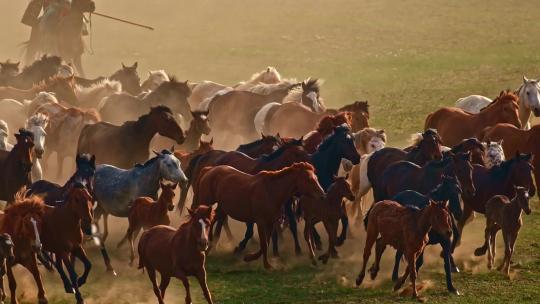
top-left (168, 204), bottom-right (175, 211)
top-left (35, 149), bottom-right (44, 159)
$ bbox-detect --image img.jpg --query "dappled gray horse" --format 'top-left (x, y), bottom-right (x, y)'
top-left (93, 150), bottom-right (187, 241)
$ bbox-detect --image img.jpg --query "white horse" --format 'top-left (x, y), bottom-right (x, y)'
top-left (0, 120), bottom-right (12, 151)
top-left (455, 95), bottom-right (492, 113)
top-left (25, 113), bottom-right (49, 181)
top-left (516, 76), bottom-right (540, 129)
top-left (483, 140), bottom-right (505, 168)
top-left (189, 81), bottom-right (232, 110)
top-left (234, 66), bottom-right (282, 90)
top-left (76, 79), bottom-right (122, 108)
top-left (141, 70), bottom-right (170, 92)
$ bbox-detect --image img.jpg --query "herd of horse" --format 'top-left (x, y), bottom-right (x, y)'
top-left (0, 55), bottom-right (539, 303)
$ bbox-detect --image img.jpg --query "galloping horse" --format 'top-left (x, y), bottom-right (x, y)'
top-left (93, 150), bottom-right (188, 242)
top-left (174, 138), bottom-right (214, 171)
top-left (482, 123), bottom-right (540, 197)
top-left (25, 0), bottom-right (96, 76)
top-left (99, 78), bottom-right (191, 125)
top-left (425, 90), bottom-right (521, 146)
top-left (193, 162), bottom-right (325, 269)
top-left (0, 75), bottom-right (78, 104)
top-left (138, 206), bottom-right (215, 304)
top-left (0, 130), bottom-right (34, 203)
top-left (77, 106), bottom-right (185, 169)
top-left (2, 55), bottom-right (62, 89)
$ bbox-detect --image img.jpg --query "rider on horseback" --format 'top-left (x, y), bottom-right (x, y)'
top-left (22, 0), bottom-right (90, 35)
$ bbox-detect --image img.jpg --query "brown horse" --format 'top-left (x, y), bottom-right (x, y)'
top-left (368, 129), bottom-right (443, 202)
top-left (303, 112), bottom-right (352, 153)
top-left (0, 130), bottom-right (34, 203)
top-left (339, 100), bottom-right (370, 132)
top-left (174, 138), bottom-right (214, 171)
top-left (205, 84), bottom-right (298, 147)
top-left (118, 182), bottom-right (177, 265)
top-left (482, 123), bottom-right (540, 197)
top-left (25, 0), bottom-right (96, 76)
top-left (138, 206), bottom-right (215, 304)
top-left (194, 162), bottom-right (325, 269)
top-left (0, 189), bottom-right (47, 304)
top-left (77, 106), bottom-right (185, 168)
top-left (235, 133), bottom-right (283, 158)
top-left (301, 175), bottom-right (355, 265)
top-left (457, 153), bottom-right (536, 247)
top-left (474, 186), bottom-right (531, 277)
top-left (444, 137), bottom-right (486, 166)
top-left (425, 90), bottom-right (521, 146)
top-left (356, 200), bottom-right (452, 300)
top-left (0, 75), bottom-right (78, 104)
top-left (153, 110), bottom-right (210, 154)
top-left (109, 62), bottom-right (142, 95)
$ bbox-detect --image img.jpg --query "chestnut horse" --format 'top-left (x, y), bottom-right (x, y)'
top-left (425, 90), bottom-right (521, 146)
top-left (475, 186), bottom-right (531, 278)
top-left (368, 129), bottom-right (443, 202)
top-left (77, 106), bottom-right (185, 168)
top-left (300, 175), bottom-right (355, 265)
top-left (356, 200), bottom-right (452, 300)
top-left (456, 153), bottom-right (536, 249)
top-left (482, 123), bottom-right (540, 197)
top-left (174, 138), bottom-right (214, 171)
top-left (193, 162), bottom-right (325, 269)
top-left (138, 206), bottom-right (215, 304)
top-left (303, 112), bottom-right (352, 153)
top-left (0, 130), bottom-right (34, 203)
top-left (118, 182), bottom-right (177, 266)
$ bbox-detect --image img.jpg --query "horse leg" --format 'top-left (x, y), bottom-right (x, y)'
top-left (505, 231), bottom-right (518, 277)
top-left (196, 270), bottom-right (213, 304)
top-left (177, 180), bottom-right (191, 214)
top-left (62, 254), bottom-right (84, 304)
top-left (129, 227), bottom-right (142, 267)
top-left (336, 214), bottom-right (349, 247)
top-left (284, 199), bottom-right (301, 255)
top-left (6, 262), bottom-right (18, 304)
top-left (260, 222), bottom-right (273, 269)
top-left (53, 254), bottom-right (74, 293)
top-left (440, 239), bottom-right (459, 294)
top-left (319, 219), bottom-right (338, 264)
top-left (498, 231), bottom-right (511, 272)
top-left (180, 275), bottom-right (192, 304)
top-left (98, 241), bottom-right (115, 273)
top-left (72, 246), bottom-right (91, 287)
top-left (311, 226), bottom-right (322, 251)
top-left (490, 228), bottom-right (498, 270)
top-left (392, 251), bottom-right (403, 282)
top-left (409, 253), bottom-right (419, 300)
top-left (146, 267), bottom-right (164, 304)
top-left (475, 218), bottom-right (493, 257)
top-left (455, 206), bottom-right (473, 250)
top-left (304, 220), bottom-right (317, 265)
top-left (369, 237), bottom-right (386, 280)
top-left (102, 213), bottom-right (110, 242)
top-left (25, 258), bottom-right (48, 304)
top-left (159, 275), bottom-right (170, 299)
top-left (234, 223), bottom-right (254, 254)
top-left (355, 224), bottom-right (377, 286)
top-left (393, 262), bottom-right (410, 291)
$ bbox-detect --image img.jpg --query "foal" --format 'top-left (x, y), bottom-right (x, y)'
top-left (138, 206), bottom-right (215, 304)
top-left (357, 200), bottom-right (452, 300)
top-left (475, 186), bottom-right (531, 277)
top-left (118, 182), bottom-right (177, 266)
top-left (300, 175), bottom-right (355, 265)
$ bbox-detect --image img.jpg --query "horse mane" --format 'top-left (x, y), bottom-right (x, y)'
top-left (237, 136), bottom-right (276, 150)
top-left (0, 119), bottom-right (8, 133)
top-left (32, 75), bottom-right (73, 91)
top-left (20, 55), bottom-right (62, 76)
top-left (333, 112), bottom-right (353, 126)
top-left (316, 115), bottom-right (335, 133)
top-left (150, 76), bottom-right (191, 98)
top-left (259, 161), bottom-right (315, 177)
top-left (317, 124), bottom-right (350, 152)
top-left (0, 188), bottom-right (46, 238)
top-left (452, 138), bottom-right (485, 153)
top-left (129, 105), bottom-right (173, 127)
top-left (248, 80), bottom-right (298, 95)
top-left (135, 155), bottom-right (160, 168)
top-left (249, 66), bottom-right (282, 84)
top-left (339, 100), bottom-right (369, 115)
top-left (408, 133), bottom-right (424, 147)
top-left (489, 155), bottom-right (526, 179)
top-left (481, 90), bottom-right (519, 111)
top-left (183, 206), bottom-right (215, 226)
top-left (76, 79), bottom-right (122, 94)
top-left (26, 112), bottom-right (49, 128)
top-left (302, 78), bottom-right (323, 93)
top-left (258, 139), bottom-right (302, 162)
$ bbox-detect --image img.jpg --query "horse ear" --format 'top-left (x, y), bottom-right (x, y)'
top-left (153, 150), bottom-right (161, 157)
top-left (523, 75), bottom-right (529, 83)
top-left (345, 173), bottom-right (349, 179)
top-left (190, 111), bottom-right (196, 117)
top-left (210, 137), bottom-right (214, 145)
top-left (525, 153), bottom-right (533, 161)
top-left (170, 145), bottom-right (175, 152)
top-left (187, 207), bottom-right (194, 216)
top-left (332, 175), bottom-right (338, 181)
top-left (204, 110), bottom-right (210, 116)
top-left (261, 132), bottom-right (266, 139)
top-left (133, 62), bottom-right (138, 69)
top-left (172, 183), bottom-right (178, 190)
top-left (148, 71), bottom-right (152, 77)
top-left (90, 155), bottom-right (96, 167)
top-left (121, 62), bottom-right (126, 69)
top-left (464, 151), bottom-right (471, 161)
top-left (497, 139), bottom-right (504, 146)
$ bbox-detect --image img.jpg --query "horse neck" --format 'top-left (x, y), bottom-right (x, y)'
top-left (156, 191), bottom-right (172, 212)
top-left (263, 169), bottom-right (301, 203)
top-left (312, 147), bottom-right (342, 190)
top-left (183, 123), bottom-right (202, 151)
top-left (517, 88), bottom-right (532, 126)
top-left (508, 196), bottom-right (523, 221)
top-left (132, 161), bottom-right (162, 196)
top-left (50, 202), bottom-right (81, 229)
top-left (415, 207), bottom-right (434, 236)
top-left (131, 115), bottom-right (158, 146)
top-left (476, 103), bottom-right (511, 127)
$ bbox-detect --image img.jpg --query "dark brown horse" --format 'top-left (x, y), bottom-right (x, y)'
top-left (5, 55), bottom-right (62, 89)
top-left (194, 162), bottom-right (325, 269)
top-left (235, 134), bottom-right (283, 158)
top-left (444, 137), bottom-right (486, 166)
top-left (77, 106), bottom-right (185, 168)
top-left (425, 90), bottom-right (521, 146)
top-left (154, 110), bottom-right (210, 153)
top-left (109, 62), bottom-right (142, 95)
top-left (456, 153), bottom-right (536, 248)
top-left (368, 129), bottom-right (443, 202)
top-left (0, 130), bottom-right (34, 203)
top-left (0, 75), bottom-right (78, 104)
top-left (356, 200), bottom-right (452, 300)
top-left (138, 206), bottom-right (215, 304)
top-left (482, 123), bottom-right (540, 197)
top-left (99, 77), bottom-right (191, 125)
top-left (25, 0), bottom-right (96, 76)
top-left (377, 152), bottom-right (475, 201)
top-left (301, 175), bottom-right (355, 265)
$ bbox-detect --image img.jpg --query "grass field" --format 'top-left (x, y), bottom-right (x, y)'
top-left (1, 0), bottom-right (540, 303)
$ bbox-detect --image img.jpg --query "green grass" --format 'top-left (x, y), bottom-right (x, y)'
top-left (1, 0), bottom-right (540, 303)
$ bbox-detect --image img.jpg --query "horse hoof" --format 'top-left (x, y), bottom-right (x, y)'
top-left (369, 267), bottom-right (378, 280)
top-left (38, 298), bottom-right (49, 304)
top-left (451, 266), bottom-right (460, 273)
top-left (233, 246), bottom-right (244, 254)
top-left (311, 259), bottom-right (317, 266)
top-left (295, 248), bottom-right (302, 256)
top-left (107, 268), bottom-right (118, 276)
top-left (315, 243), bottom-right (323, 251)
top-left (77, 277), bottom-right (87, 287)
top-left (393, 280), bottom-right (405, 291)
top-left (355, 275), bottom-right (364, 287)
top-left (335, 237), bottom-right (345, 247)
top-left (449, 288), bottom-right (461, 296)
top-left (318, 254), bottom-right (329, 264)
top-left (474, 247), bottom-right (487, 256)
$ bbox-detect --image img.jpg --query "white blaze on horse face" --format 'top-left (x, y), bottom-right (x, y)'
top-left (30, 217), bottom-right (41, 248)
top-left (29, 126), bottom-right (46, 156)
top-left (524, 80), bottom-right (540, 111)
top-left (367, 137), bottom-right (386, 154)
top-left (199, 219), bottom-right (208, 242)
top-left (306, 91), bottom-right (321, 113)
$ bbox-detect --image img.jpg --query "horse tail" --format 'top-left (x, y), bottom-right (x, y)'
top-left (254, 102), bottom-right (280, 135)
top-left (424, 112), bottom-right (435, 130)
top-left (363, 204), bottom-right (373, 230)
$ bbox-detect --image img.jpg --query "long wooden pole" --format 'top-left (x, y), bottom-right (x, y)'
top-left (91, 12), bottom-right (154, 31)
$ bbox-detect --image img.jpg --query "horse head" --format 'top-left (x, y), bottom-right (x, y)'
top-left (154, 149), bottom-right (188, 187)
top-left (426, 201), bottom-right (453, 240)
top-left (0, 60), bottom-right (20, 77)
top-left (451, 138), bottom-right (485, 166)
top-left (0, 233), bottom-right (14, 263)
top-left (111, 62), bottom-right (141, 95)
top-left (331, 175), bottom-right (355, 202)
top-left (14, 129), bottom-right (35, 174)
top-left (484, 140), bottom-right (505, 168)
top-left (333, 124), bottom-right (361, 165)
top-left (432, 175), bottom-right (463, 220)
top-left (159, 182), bottom-right (177, 211)
top-left (141, 70), bottom-right (170, 92)
top-left (75, 153), bottom-right (96, 196)
top-left (150, 77), bottom-right (191, 121)
top-left (522, 76), bottom-right (540, 117)
top-left (148, 106), bottom-right (185, 144)
top-left (66, 183), bottom-right (94, 235)
top-left (416, 129), bottom-right (443, 160)
top-left (484, 91), bottom-right (521, 128)
top-left (290, 162), bottom-right (325, 200)
top-left (190, 110), bottom-right (211, 136)
top-left (25, 113), bottom-right (49, 159)
top-left (508, 152), bottom-right (536, 197)
top-left (40, 75), bottom-right (78, 104)
top-left (187, 206), bottom-right (215, 251)
top-left (197, 138), bottom-right (214, 154)
top-left (513, 185), bottom-right (532, 215)
top-left (445, 151), bottom-right (475, 199)
top-left (300, 78), bottom-right (325, 113)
